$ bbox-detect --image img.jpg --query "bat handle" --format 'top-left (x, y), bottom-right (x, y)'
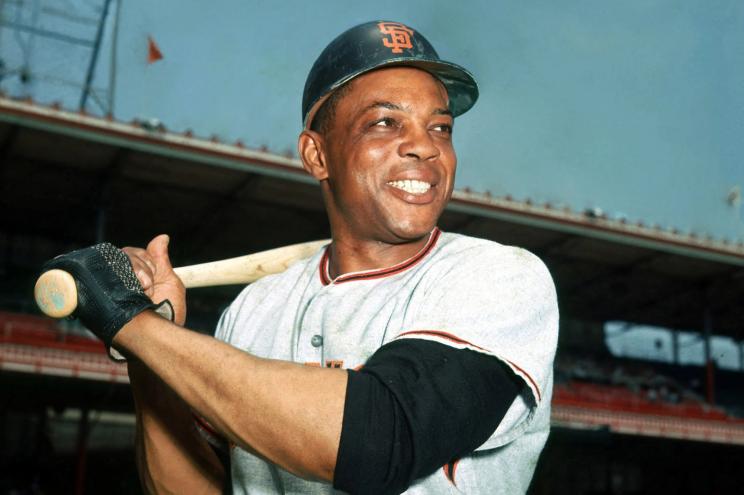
top-left (34, 269), bottom-right (79, 318)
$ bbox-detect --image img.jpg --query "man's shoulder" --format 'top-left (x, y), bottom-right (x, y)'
top-left (433, 231), bottom-right (550, 279)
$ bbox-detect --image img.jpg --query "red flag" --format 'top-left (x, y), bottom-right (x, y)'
top-left (147, 36), bottom-right (163, 64)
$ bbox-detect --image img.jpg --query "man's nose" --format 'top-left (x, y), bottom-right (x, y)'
top-left (398, 124), bottom-right (440, 161)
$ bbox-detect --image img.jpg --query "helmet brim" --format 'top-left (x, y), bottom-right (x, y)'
top-left (303, 58), bottom-right (479, 129)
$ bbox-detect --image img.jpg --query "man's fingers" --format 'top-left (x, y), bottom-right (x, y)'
top-left (146, 234), bottom-right (173, 271)
top-left (136, 269), bottom-right (153, 291)
top-left (126, 247), bottom-right (156, 275)
top-left (123, 236), bottom-right (180, 301)
top-left (122, 247), bottom-right (155, 293)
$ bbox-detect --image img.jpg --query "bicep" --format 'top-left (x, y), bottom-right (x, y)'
top-left (333, 339), bottom-right (521, 495)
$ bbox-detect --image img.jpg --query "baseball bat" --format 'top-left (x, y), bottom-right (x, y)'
top-left (34, 239), bottom-right (330, 319)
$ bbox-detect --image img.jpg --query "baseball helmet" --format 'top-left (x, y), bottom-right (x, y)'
top-left (302, 20), bottom-right (479, 128)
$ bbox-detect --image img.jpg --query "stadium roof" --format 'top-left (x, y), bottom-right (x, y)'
top-left (1, 96), bottom-right (743, 338)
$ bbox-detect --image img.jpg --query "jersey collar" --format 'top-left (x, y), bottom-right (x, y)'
top-left (319, 228), bottom-right (442, 286)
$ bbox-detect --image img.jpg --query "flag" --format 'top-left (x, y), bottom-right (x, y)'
top-left (148, 36), bottom-right (163, 64)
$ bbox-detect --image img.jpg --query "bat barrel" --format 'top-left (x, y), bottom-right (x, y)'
top-left (34, 269), bottom-right (79, 318)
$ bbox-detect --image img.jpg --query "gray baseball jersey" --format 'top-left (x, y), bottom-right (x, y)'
top-left (211, 228), bottom-right (558, 494)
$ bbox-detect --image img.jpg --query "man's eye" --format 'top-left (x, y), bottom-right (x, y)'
top-left (433, 124), bottom-right (453, 134)
top-left (373, 118), bottom-right (395, 127)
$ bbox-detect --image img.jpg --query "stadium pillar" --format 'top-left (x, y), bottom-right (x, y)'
top-left (671, 329), bottom-right (679, 364)
top-left (96, 207), bottom-right (106, 243)
top-left (703, 307), bottom-right (714, 405)
top-left (74, 408), bottom-right (90, 495)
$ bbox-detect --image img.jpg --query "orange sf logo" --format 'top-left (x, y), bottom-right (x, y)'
top-left (378, 22), bottom-right (414, 54)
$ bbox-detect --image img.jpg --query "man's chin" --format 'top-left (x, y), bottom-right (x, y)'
top-left (385, 219), bottom-right (439, 244)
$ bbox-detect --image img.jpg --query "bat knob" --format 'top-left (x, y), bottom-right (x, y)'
top-left (34, 269), bottom-right (78, 318)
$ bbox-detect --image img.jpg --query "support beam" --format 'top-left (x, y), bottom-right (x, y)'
top-left (703, 305), bottom-right (714, 405)
top-left (74, 408), bottom-right (90, 495)
top-left (95, 207), bottom-right (107, 243)
top-left (79, 0), bottom-right (113, 112)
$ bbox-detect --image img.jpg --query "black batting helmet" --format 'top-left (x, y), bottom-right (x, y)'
top-left (302, 20), bottom-right (479, 129)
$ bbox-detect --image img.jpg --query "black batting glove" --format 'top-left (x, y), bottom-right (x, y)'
top-left (41, 243), bottom-right (173, 358)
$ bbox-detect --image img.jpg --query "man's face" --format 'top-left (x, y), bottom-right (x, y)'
top-left (318, 66), bottom-right (457, 244)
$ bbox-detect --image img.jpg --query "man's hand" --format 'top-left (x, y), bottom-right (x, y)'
top-left (124, 234), bottom-right (186, 326)
top-left (39, 243), bottom-right (164, 354)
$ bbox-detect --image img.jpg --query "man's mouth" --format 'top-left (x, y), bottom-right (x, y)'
top-left (386, 179), bottom-right (432, 195)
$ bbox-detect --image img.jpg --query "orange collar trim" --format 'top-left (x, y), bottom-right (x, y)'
top-left (319, 228), bottom-right (442, 286)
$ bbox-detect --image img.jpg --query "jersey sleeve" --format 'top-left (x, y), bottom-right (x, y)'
top-left (213, 281), bottom-right (260, 344)
top-left (213, 303), bottom-right (235, 343)
top-left (397, 243), bottom-right (558, 449)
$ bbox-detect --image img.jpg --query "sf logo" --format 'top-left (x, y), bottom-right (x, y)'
top-left (378, 22), bottom-right (414, 53)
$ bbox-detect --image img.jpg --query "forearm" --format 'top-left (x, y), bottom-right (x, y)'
top-left (128, 359), bottom-right (225, 494)
top-left (117, 311), bottom-right (347, 482)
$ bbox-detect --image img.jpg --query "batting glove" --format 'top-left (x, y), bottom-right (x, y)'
top-left (41, 243), bottom-right (174, 359)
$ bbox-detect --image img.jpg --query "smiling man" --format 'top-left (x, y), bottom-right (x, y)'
top-left (42, 20), bottom-right (558, 494)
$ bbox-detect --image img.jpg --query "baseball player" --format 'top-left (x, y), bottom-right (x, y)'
top-left (43, 20), bottom-right (558, 494)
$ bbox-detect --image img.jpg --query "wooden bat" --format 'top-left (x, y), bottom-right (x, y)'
top-left (34, 239), bottom-right (330, 319)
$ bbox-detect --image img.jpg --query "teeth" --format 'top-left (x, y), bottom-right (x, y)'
top-left (387, 179), bottom-right (432, 194)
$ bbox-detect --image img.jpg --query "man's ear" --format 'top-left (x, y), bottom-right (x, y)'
top-left (298, 130), bottom-right (328, 181)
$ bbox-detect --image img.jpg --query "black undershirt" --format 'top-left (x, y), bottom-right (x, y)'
top-left (334, 339), bottom-right (522, 495)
